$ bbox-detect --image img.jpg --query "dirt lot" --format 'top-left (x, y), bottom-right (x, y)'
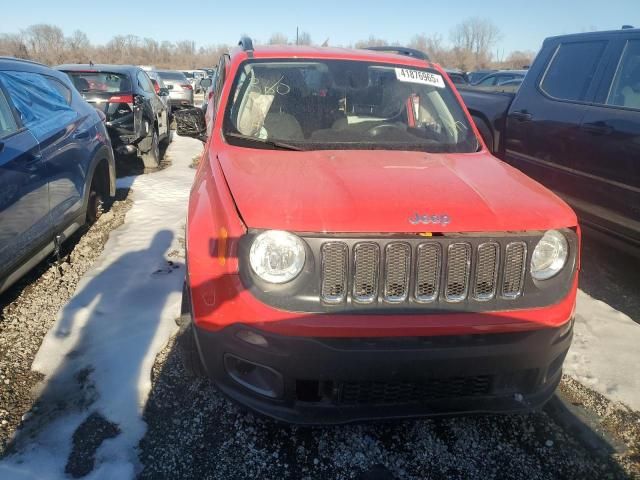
top-left (0, 134), bottom-right (638, 479)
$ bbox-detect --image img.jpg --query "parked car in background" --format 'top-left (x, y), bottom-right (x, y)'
top-left (181, 69), bottom-right (208, 93)
top-left (156, 70), bottom-right (194, 111)
top-left (460, 27), bottom-right (640, 249)
top-left (472, 70), bottom-right (527, 87)
top-left (443, 68), bottom-right (469, 86)
top-left (467, 69), bottom-right (497, 84)
top-left (201, 68), bottom-right (218, 113)
top-left (59, 64), bottom-right (171, 169)
top-left (0, 57), bottom-right (115, 294)
top-left (175, 39), bottom-right (579, 424)
top-left (145, 70), bottom-right (172, 118)
top-left (496, 78), bottom-right (523, 89)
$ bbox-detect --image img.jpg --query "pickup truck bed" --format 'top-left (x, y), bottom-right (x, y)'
top-left (458, 87), bottom-right (515, 154)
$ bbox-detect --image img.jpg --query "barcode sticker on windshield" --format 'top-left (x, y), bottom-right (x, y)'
top-left (395, 68), bottom-right (445, 88)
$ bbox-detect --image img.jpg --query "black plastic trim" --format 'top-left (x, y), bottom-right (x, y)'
top-left (237, 229), bottom-right (578, 314)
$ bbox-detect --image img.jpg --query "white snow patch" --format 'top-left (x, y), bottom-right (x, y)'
top-left (565, 290), bottom-right (640, 410)
top-left (0, 135), bottom-right (202, 479)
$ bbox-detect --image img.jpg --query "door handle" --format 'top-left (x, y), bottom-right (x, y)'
top-left (73, 129), bottom-right (91, 140)
top-left (511, 111), bottom-right (532, 122)
top-left (581, 122), bottom-right (613, 136)
top-left (18, 151), bottom-right (42, 171)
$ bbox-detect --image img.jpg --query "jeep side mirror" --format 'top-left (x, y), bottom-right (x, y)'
top-left (159, 87), bottom-right (170, 96)
top-left (200, 77), bottom-right (212, 89)
top-left (174, 107), bottom-right (207, 142)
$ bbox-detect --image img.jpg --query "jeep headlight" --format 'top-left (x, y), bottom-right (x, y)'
top-left (530, 230), bottom-right (568, 280)
top-left (249, 230), bottom-right (306, 283)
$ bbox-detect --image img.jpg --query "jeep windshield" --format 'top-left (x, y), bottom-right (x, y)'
top-left (223, 59), bottom-right (479, 153)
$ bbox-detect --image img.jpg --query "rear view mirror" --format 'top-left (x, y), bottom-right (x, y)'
top-left (200, 77), bottom-right (212, 89)
top-left (174, 107), bottom-right (207, 142)
top-left (159, 88), bottom-right (169, 96)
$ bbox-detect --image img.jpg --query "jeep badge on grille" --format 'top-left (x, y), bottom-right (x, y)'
top-left (409, 213), bottom-right (451, 226)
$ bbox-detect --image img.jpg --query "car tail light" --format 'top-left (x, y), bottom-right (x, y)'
top-left (109, 94), bottom-right (134, 112)
top-left (151, 80), bottom-right (160, 94)
top-left (181, 84), bottom-right (193, 90)
top-left (109, 94), bottom-right (134, 104)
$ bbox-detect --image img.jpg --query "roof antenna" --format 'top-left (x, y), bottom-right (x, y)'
top-left (322, 38), bottom-right (329, 47)
top-left (89, 60), bottom-right (94, 67)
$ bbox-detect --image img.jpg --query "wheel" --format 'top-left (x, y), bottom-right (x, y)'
top-left (86, 173), bottom-right (105, 224)
top-left (141, 127), bottom-right (160, 169)
top-left (160, 128), bottom-right (173, 146)
top-left (472, 116), bottom-right (494, 152)
top-left (177, 282), bottom-right (207, 378)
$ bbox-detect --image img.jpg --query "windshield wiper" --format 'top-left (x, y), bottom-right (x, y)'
top-left (225, 132), bottom-right (304, 151)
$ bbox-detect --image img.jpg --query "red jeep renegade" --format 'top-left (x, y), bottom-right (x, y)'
top-left (175, 38), bottom-right (579, 424)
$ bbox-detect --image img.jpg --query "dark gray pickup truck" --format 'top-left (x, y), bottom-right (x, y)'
top-left (460, 27), bottom-right (640, 249)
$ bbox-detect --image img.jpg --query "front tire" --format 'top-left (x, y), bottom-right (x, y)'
top-left (177, 282), bottom-right (206, 378)
top-left (86, 172), bottom-right (105, 225)
top-left (472, 115), bottom-right (494, 153)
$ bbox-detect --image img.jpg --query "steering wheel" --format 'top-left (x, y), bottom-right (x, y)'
top-left (366, 123), bottom-right (401, 137)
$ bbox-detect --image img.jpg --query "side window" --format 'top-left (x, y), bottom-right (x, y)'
top-left (477, 75), bottom-right (496, 86)
top-left (540, 41), bottom-right (607, 102)
top-left (210, 56), bottom-right (227, 121)
top-left (137, 71), bottom-right (154, 94)
top-left (0, 87), bottom-right (18, 139)
top-left (606, 39), bottom-right (640, 110)
top-left (215, 56), bottom-right (227, 104)
top-left (44, 76), bottom-right (72, 104)
top-left (0, 70), bottom-right (78, 141)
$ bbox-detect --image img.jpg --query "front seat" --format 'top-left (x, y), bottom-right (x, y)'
top-left (263, 112), bottom-right (304, 140)
top-left (73, 76), bottom-right (90, 92)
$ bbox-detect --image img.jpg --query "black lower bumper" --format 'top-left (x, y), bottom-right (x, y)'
top-left (192, 322), bottom-right (572, 425)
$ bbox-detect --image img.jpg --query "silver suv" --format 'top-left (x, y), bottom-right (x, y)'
top-left (156, 70), bottom-right (194, 111)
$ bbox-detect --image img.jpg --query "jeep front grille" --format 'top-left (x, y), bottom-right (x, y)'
top-left (473, 242), bottom-right (499, 300)
top-left (383, 243), bottom-right (411, 302)
top-left (352, 243), bottom-right (380, 303)
top-left (415, 243), bottom-right (442, 302)
top-left (502, 242), bottom-right (527, 298)
top-left (444, 243), bottom-right (472, 302)
top-left (320, 242), bottom-right (348, 304)
top-left (320, 239), bottom-right (529, 305)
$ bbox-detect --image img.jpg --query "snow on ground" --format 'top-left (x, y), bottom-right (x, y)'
top-left (565, 290), bottom-right (640, 411)
top-left (0, 135), bottom-right (201, 479)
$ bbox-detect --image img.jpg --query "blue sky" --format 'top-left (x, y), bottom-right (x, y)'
top-left (0, 0), bottom-right (635, 54)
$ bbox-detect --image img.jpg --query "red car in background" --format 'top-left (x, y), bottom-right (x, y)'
top-left (175, 37), bottom-right (579, 424)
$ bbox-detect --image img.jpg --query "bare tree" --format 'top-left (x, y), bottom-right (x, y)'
top-left (268, 33), bottom-right (289, 45)
top-left (450, 17), bottom-right (500, 70)
top-left (499, 50), bottom-right (536, 69)
top-left (297, 31), bottom-right (312, 46)
top-left (22, 24), bottom-right (67, 64)
top-left (354, 36), bottom-right (388, 48)
top-left (66, 30), bottom-right (92, 63)
top-left (408, 33), bottom-right (447, 63)
top-left (0, 33), bottom-right (29, 59)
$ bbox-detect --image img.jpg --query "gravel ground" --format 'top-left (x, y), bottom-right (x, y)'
top-left (0, 189), bottom-right (133, 455)
top-left (138, 338), bottom-right (639, 480)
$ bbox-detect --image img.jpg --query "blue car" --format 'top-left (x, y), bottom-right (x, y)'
top-left (0, 57), bottom-right (115, 294)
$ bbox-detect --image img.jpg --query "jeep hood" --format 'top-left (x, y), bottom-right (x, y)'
top-left (216, 148), bottom-right (576, 233)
